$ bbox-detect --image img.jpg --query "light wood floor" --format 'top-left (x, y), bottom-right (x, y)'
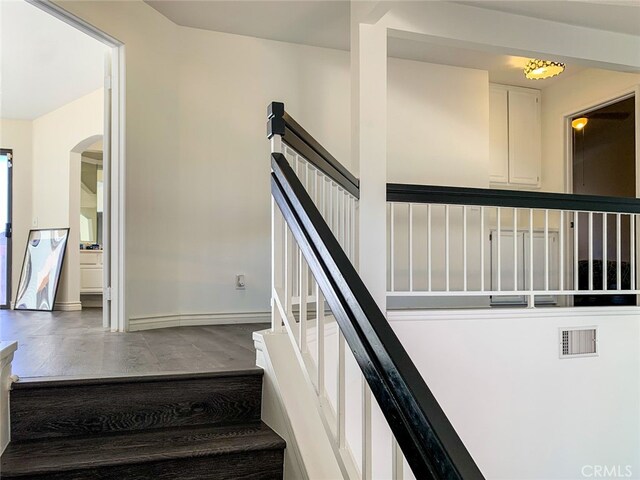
top-left (0, 308), bottom-right (267, 379)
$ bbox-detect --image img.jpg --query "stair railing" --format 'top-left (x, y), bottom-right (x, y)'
top-left (387, 183), bottom-right (640, 307)
top-left (267, 102), bottom-right (483, 480)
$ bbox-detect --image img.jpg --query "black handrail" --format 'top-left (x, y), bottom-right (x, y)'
top-left (388, 183), bottom-right (640, 214)
top-left (268, 102), bottom-right (360, 198)
top-left (271, 152), bottom-right (484, 479)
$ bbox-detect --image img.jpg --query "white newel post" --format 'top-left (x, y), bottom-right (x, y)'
top-left (352, 12), bottom-right (393, 479)
top-left (0, 341), bottom-right (18, 455)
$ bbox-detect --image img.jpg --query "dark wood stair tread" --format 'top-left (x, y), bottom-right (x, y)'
top-left (10, 370), bottom-right (264, 441)
top-left (11, 368), bottom-right (264, 389)
top-left (1, 422), bottom-right (285, 476)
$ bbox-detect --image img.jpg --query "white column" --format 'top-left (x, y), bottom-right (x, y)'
top-left (352, 12), bottom-right (392, 480)
top-left (353, 21), bottom-right (387, 310)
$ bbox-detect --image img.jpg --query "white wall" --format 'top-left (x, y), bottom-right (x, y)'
top-left (176, 27), bottom-right (351, 320)
top-left (54, 0), bottom-right (182, 320)
top-left (388, 58), bottom-right (490, 188)
top-left (541, 68), bottom-right (640, 193)
top-left (390, 308), bottom-right (640, 480)
top-left (0, 120), bottom-right (32, 306)
top-left (31, 88), bottom-right (103, 228)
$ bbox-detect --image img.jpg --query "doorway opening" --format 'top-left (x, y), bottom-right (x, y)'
top-left (570, 94), bottom-right (637, 306)
top-left (24, 0), bottom-right (125, 331)
top-left (0, 149), bottom-right (12, 309)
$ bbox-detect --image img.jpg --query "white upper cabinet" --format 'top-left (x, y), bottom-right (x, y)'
top-left (489, 84), bottom-right (541, 188)
top-left (489, 87), bottom-right (509, 184)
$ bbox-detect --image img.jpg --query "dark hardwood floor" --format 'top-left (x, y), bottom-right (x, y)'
top-left (0, 308), bottom-right (268, 378)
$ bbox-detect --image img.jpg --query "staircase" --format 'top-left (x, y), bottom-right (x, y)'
top-left (0, 370), bottom-right (285, 479)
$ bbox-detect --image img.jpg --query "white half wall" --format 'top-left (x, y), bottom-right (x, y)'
top-left (0, 120), bottom-right (32, 306)
top-left (389, 307), bottom-right (640, 480)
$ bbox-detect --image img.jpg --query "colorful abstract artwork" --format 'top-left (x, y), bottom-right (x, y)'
top-left (15, 228), bottom-right (69, 311)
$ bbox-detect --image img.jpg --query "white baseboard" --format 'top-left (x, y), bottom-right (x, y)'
top-left (54, 301), bottom-right (83, 311)
top-left (128, 311), bottom-right (271, 332)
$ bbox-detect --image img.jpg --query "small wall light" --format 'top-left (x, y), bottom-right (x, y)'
top-left (524, 59), bottom-right (565, 80)
top-left (571, 117), bottom-right (589, 130)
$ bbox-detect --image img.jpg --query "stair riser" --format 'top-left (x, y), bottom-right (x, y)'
top-left (0, 449), bottom-right (284, 480)
top-left (11, 373), bottom-right (263, 441)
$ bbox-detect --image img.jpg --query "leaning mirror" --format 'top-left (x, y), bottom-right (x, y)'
top-left (15, 228), bottom-right (70, 311)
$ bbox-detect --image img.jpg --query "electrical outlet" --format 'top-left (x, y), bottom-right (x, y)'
top-left (235, 274), bottom-right (246, 290)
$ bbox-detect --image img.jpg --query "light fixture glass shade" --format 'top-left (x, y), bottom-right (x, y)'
top-left (571, 117), bottom-right (588, 130)
top-left (524, 59), bottom-right (565, 80)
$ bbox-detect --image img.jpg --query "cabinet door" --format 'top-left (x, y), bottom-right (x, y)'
top-left (489, 87), bottom-right (509, 184)
top-left (508, 89), bottom-right (541, 186)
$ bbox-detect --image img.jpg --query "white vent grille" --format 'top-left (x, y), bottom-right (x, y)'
top-left (560, 328), bottom-right (597, 358)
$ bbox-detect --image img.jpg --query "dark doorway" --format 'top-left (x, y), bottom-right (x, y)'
top-left (572, 95), bottom-right (636, 306)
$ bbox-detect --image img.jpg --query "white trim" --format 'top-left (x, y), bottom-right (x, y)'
top-left (128, 311), bottom-right (271, 332)
top-left (26, 0), bottom-right (127, 333)
top-left (24, 0), bottom-right (122, 46)
top-left (253, 331), bottom-right (310, 480)
top-left (387, 306), bottom-right (640, 322)
top-left (53, 301), bottom-right (83, 311)
top-left (254, 330), bottom-right (346, 480)
top-left (1, 341), bottom-right (18, 456)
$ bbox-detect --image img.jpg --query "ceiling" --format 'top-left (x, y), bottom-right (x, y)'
top-left (387, 38), bottom-right (586, 89)
top-left (0, 0), bottom-right (108, 120)
top-left (145, 0), bottom-right (351, 51)
top-left (455, 1), bottom-right (640, 36)
top-left (146, 0), bottom-right (640, 51)
top-left (146, 0), bottom-right (600, 89)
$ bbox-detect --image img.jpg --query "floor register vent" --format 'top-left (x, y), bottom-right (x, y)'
top-left (560, 327), bottom-right (597, 358)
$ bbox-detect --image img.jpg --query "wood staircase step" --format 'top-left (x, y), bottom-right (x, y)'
top-left (0, 422), bottom-right (284, 479)
top-left (10, 370), bottom-right (264, 442)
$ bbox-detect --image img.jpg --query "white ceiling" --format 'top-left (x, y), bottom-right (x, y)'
top-left (0, 0), bottom-right (108, 120)
top-left (146, 0), bottom-right (599, 89)
top-left (145, 0), bottom-right (351, 51)
top-left (454, 1), bottom-right (640, 36)
top-left (146, 0), bottom-right (640, 51)
top-left (387, 38), bottom-right (586, 89)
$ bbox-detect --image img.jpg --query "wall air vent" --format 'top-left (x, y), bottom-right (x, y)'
top-left (560, 328), bottom-right (597, 358)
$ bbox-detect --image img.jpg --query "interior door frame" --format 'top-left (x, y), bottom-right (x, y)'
top-left (26, 0), bottom-right (127, 332)
top-left (0, 149), bottom-right (12, 309)
top-left (564, 88), bottom-right (639, 195)
top-left (563, 86), bottom-right (640, 305)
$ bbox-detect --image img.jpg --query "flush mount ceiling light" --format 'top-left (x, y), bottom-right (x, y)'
top-left (524, 59), bottom-right (565, 80)
top-left (572, 117), bottom-right (589, 130)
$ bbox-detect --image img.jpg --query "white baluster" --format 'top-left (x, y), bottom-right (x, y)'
top-left (428, 204), bottom-right (432, 292)
top-left (390, 203), bottom-right (395, 292)
top-left (513, 208), bottom-right (518, 291)
top-left (617, 213), bottom-right (622, 290)
top-left (480, 206), bottom-right (485, 292)
top-left (545, 209), bottom-right (550, 292)
top-left (602, 213), bottom-right (607, 291)
top-left (463, 206), bottom-right (468, 292)
top-left (445, 204), bottom-right (450, 292)
top-left (409, 203), bottom-right (414, 292)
